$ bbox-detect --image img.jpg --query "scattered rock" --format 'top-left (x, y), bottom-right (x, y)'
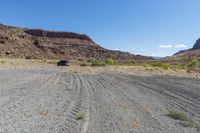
top-left (0, 40), bottom-right (5, 44)
top-left (5, 51), bottom-right (10, 55)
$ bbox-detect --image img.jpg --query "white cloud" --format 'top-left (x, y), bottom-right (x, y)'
top-left (114, 48), bottom-right (120, 51)
top-left (175, 44), bottom-right (188, 48)
top-left (159, 45), bottom-right (172, 48)
top-left (158, 44), bottom-right (188, 49)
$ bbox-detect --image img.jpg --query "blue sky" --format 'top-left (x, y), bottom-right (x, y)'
top-left (1, 0), bottom-right (200, 57)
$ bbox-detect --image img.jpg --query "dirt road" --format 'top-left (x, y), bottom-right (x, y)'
top-left (0, 68), bottom-right (199, 133)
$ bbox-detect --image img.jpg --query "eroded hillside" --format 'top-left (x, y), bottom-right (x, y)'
top-left (0, 24), bottom-right (151, 61)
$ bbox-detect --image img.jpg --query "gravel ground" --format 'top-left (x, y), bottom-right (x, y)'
top-left (0, 68), bottom-right (199, 133)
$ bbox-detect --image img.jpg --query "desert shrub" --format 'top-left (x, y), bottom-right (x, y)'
top-left (87, 59), bottom-right (96, 63)
top-left (186, 60), bottom-right (199, 70)
top-left (180, 121), bottom-right (197, 128)
top-left (105, 58), bottom-right (119, 65)
top-left (105, 58), bottom-right (115, 65)
top-left (88, 58), bottom-right (136, 66)
top-left (76, 112), bottom-right (84, 120)
top-left (162, 63), bottom-right (171, 69)
top-left (0, 60), bottom-right (5, 64)
top-left (176, 64), bottom-right (186, 69)
top-left (25, 56), bottom-right (32, 59)
top-left (168, 110), bottom-right (200, 130)
top-left (78, 58), bottom-right (84, 62)
top-left (80, 63), bottom-right (87, 66)
top-left (151, 62), bottom-right (163, 67)
top-left (91, 61), bottom-right (106, 67)
top-left (143, 64), bottom-right (149, 67)
top-left (196, 124), bottom-right (200, 131)
top-left (124, 60), bottom-right (135, 66)
top-left (151, 62), bottom-right (171, 69)
top-left (187, 69), bottom-right (192, 73)
top-left (168, 110), bottom-right (190, 121)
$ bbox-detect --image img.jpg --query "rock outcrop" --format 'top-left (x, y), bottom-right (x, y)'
top-left (192, 38), bottom-right (200, 50)
top-left (0, 23), bottom-right (151, 61)
top-left (24, 29), bottom-right (93, 41)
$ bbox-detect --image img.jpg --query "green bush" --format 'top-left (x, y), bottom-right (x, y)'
top-left (105, 58), bottom-right (119, 65)
top-left (151, 62), bottom-right (163, 67)
top-left (78, 58), bottom-right (84, 62)
top-left (168, 110), bottom-right (190, 121)
top-left (124, 60), bottom-right (135, 66)
top-left (176, 64), bottom-right (186, 69)
top-left (76, 112), bottom-right (84, 120)
top-left (162, 63), bottom-right (171, 69)
top-left (91, 61), bottom-right (106, 67)
top-left (104, 59), bottom-right (136, 66)
top-left (143, 64), bottom-right (149, 67)
top-left (151, 62), bottom-right (171, 69)
top-left (186, 60), bottom-right (199, 70)
top-left (88, 58), bottom-right (137, 66)
top-left (80, 63), bottom-right (87, 66)
top-left (87, 59), bottom-right (96, 63)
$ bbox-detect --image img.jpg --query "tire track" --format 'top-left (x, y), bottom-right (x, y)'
top-left (108, 73), bottom-right (200, 124)
top-left (97, 74), bottom-right (164, 132)
top-left (136, 77), bottom-right (200, 118)
top-left (79, 75), bottom-right (92, 133)
top-left (1, 69), bottom-right (199, 133)
top-left (83, 75), bottom-right (122, 133)
top-left (59, 74), bottom-right (83, 133)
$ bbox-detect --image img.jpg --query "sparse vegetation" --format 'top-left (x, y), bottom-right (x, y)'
top-left (91, 61), bottom-right (106, 67)
top-left (151, 62), bottom-right (171, 69)
top-left (80, 63), bottom-right (87, 66)
top-left (87, 59), bottom-right (96, 63)
top-left (25, 56), bottom-right (32, 59)
top-left (88, 58), bottom-right (136, 66)
top-left (176, 64), bottom-right (186, 69)
top-left (76, 112), bottom-right (84, 120)
top-left (194, 123), bottom-right (199, 131)
top-left (168, 110), bottom-right (190, 121)
top-left (167, 110), bottom-right (200, 130)
top-left (78, 58), bottom-right (84, 62)
top-left (47, 60), bottom-right (59, 64)
top-left (105, 58), bottom-right (118, 65)
top-left (175, 60), bottom-right (200, 71)
top-left (186, 59), bottom-right (199, 70)
top-left (143, 64), bottom-right (149, 67)
top-left (179, 121), bottom-right (197, 128)
top-left (121, 60), bottom-right (136, 66)
top-left (0, 60), bottom-right (6, 64)
top-left (180, 121), bottom-right (200, 131)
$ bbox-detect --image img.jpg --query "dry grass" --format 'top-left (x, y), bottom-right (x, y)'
top-left (0, 58), bottom-right (58, 69)
top-left (0, 58), bottom-right (200, 79)
top-left (68, 64), bottom-right (200, 78)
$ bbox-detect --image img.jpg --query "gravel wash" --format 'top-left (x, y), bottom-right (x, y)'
top-left (0, 68), bottom-right (199, 133)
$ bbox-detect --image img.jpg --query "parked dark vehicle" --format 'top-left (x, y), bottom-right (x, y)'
top-left (57, 60), bottom-right (69, 66)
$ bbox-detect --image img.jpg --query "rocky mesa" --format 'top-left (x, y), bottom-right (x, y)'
top-left (0, 23), bottom-right (151, 61)
top-left (166, 38), bottom-right (200, 63)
